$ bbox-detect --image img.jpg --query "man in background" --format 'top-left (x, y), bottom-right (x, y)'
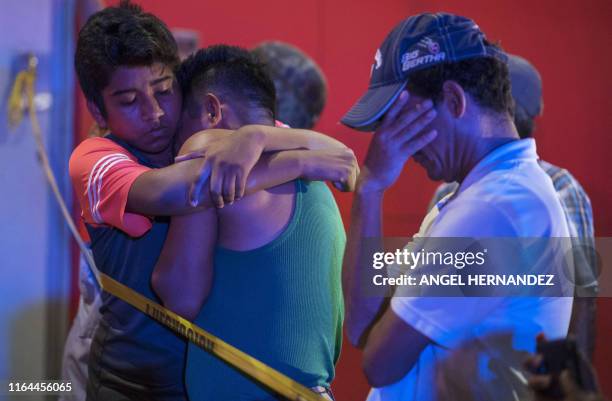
top-left (252, 41), bottom-right (327, 129)
top-left (428, 54), bottom-right (598, 360)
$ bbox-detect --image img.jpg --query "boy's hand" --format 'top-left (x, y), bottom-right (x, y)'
top-left (181, 129), bottom-right (265, 208)
top-left (300, 148), bottom-right (359, 192)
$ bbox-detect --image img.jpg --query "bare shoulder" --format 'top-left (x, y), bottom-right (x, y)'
top-left (178, 129), bottom-right (232, 156)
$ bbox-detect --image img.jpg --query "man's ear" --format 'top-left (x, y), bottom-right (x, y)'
top-left (441, 81), bottom-right (467, 119)
top-left (201, 93), bottom-right (223, 128)
top-left (86, 100), bottom-right (107, 129)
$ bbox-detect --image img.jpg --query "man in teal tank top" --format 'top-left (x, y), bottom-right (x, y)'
top-left (152, 45), bottom-right (350, 400)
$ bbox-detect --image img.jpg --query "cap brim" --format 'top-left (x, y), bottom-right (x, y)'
top-left (341, 81), bottom-right (407, 132)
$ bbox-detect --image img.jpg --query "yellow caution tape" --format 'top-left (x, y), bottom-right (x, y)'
top-left (11, 53), bottom-right (326, 401)
top-left (98, 273), bottom-right (324, 401)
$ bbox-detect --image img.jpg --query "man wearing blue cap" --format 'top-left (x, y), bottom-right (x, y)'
top-left (341, 13), bottom-right (573, 400)
top-left (427, 53), bottom-right (598, 362)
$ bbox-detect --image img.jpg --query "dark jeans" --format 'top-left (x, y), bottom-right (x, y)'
top-left (87, 351), bottom-right (187, 401)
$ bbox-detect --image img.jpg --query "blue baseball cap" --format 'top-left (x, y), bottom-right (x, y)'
top-left (341, 13), bottom-right (507, 131)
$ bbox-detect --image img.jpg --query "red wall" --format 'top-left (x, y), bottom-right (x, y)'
top-left (80, 1), bottom-right (611, 399)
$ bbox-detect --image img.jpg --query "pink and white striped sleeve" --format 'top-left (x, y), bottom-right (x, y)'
top-left (69, 137), bottom-right (152, 237)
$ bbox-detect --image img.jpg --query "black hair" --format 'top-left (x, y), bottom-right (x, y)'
top-left (75, 0), bottom-right (179, 117)
top-left (177, 44), bottom-right (276, 122)
top-left (406, 43), bottom-right (514, 116)
top-left (252, 42), bottom-right (327, 129)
